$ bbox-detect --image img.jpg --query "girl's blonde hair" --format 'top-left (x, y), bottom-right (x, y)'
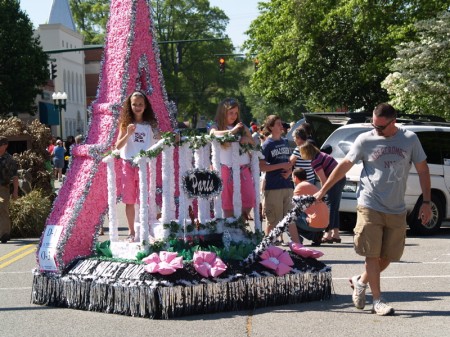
top-left (299, 141), bottom-right (320, 160)
top-left (214, 98), bottom-right (241, 130)
top-left (119, 91), bottom-right (158, 129)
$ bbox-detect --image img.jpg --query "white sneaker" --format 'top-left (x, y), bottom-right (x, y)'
top-left (372, 299), bottom-right (395, 316)
top-left (350, 275), bottom-right (367, 309)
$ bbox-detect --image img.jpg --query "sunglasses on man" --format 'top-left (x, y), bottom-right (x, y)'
top-left (371, 118), bottom-right (395, 131)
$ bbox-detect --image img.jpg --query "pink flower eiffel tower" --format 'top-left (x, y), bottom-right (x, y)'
top-left (37, 0), bottom-right (175, 272)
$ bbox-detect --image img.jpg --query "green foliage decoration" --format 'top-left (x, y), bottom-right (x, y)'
top-left (10, 189), bottom-right (52, 238)
top-left (95, 240), bottom-right (112, 258)
top-left (0, 117), bottom-right (53, 195)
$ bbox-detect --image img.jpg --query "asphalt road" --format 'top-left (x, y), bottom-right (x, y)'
top-left (1, 214), bottom-right (449, 336)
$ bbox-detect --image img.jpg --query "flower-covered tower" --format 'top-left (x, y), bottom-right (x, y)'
top-left (37, 0), bottom-right (175, 272)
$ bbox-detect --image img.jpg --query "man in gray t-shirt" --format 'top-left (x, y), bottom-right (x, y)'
top-left (314, 103), bottom-right (432, 316)
top-left (348, 127), bottom-right (426, 214)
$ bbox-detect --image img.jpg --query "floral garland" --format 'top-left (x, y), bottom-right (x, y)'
top-left (161, 216), bottom-right (261, 242)
top-left (133, 132), bottom-right (261, 160)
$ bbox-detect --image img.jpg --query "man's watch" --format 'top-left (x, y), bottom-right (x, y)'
top-left (422, 201), bottom-right (430, 204)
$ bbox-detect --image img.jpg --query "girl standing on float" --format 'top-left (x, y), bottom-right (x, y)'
top-left (115, 91), bottom-right (160, 242)
top-left (209, 98), bottom-right (255, 219)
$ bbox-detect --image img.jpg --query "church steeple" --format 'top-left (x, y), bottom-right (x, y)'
top-left (48, 0), bottom-right (76, 31)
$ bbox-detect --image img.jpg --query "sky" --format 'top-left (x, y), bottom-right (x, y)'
top-left (19, 0), bottom-right (261, 49)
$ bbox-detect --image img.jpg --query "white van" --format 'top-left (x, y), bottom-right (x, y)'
top-left (322, 122), bottom-right (450, 235)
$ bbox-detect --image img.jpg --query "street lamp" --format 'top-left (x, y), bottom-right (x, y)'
top-left (52, 92), bottom-right (68, 139)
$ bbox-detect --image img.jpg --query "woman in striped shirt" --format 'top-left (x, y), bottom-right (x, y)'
top-left (300, 141), bottom-right (346, 243)
top-left (289, 127), bottom-right (315, 184)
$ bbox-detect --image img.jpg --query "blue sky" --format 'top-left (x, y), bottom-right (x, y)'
top-left (19, 0), bottom-right (261, 49)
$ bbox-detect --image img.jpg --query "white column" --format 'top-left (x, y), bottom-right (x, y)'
top-left (137, 157), bottom-right (149, 243)
top-left (211, 140), bottom-right (223, 218)
top-left (161, 146), bottom-right (175, 224)
top-left (178, 143), bottom-right (190, 223)
top-left (251, 149), bottom-right (262, 231)
top-left (195, 144), bottom-right (211, 224)
top-left (148, 157), bottom-right (157, 223)
top-left (103, 155), bottom-right (119, 241)
top-left (231, 142), bottom-right (242, 218)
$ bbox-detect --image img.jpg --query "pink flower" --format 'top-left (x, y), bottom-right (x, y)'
top-left (142, 251), bottom-right (183, 275)
top-left (193, 251), bottom-right (227, 278)
top-left (289, 242), bottom-right (324, 259)
top-left (259, 246), bottom-right (294, 276)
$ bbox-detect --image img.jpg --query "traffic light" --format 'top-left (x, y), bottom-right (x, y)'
top-left (219, 57), bottom-right (226, 73)
top-left (254, 59), bottom-right (260, 71)
top-left (51, 62), bottom-right (57, 80)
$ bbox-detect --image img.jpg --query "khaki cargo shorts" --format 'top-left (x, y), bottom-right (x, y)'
top-left (264, 188), bottom-right (293, 227)
top-left (354, 205), bottom-right (407, 261)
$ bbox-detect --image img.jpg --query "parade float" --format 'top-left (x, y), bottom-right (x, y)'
top-left (31, 0), bottom-right (331, 319)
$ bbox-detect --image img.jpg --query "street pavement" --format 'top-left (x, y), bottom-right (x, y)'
top-left (1, 181), bottom-right (449, 336)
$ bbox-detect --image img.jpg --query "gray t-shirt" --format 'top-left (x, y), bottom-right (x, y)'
top-left (346, 128), bottom-right (426, 214)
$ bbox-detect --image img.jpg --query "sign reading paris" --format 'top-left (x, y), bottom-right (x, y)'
top-left (182, 169), bottom-right (222, 199)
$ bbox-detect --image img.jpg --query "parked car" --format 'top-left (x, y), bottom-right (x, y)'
top-left (321, 121), bottom-right (450, 235)
top-left (287, 112), bottom-right (447, 149)
top-left (286, 113), bottom-right (346, 148)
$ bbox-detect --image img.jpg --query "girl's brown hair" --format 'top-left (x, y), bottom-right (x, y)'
top-left (119, 91), bottom-right (158, 129)
top-left (214, 98), bottom-right (241, 130)
top-left (299, 141), bottom-right (320, 160)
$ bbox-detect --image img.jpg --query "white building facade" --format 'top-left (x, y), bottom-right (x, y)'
top-left (34, 0), bottom-right (87, 139)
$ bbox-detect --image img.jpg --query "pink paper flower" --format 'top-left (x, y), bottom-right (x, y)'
top-left (143, 251), bottom-right (183, 275)
top-left (289, 242), bottom-right (324, 259)
top-left (193, 251), bottom-right (227, 278)
top-left (259, 246), bottom-right (294, 276)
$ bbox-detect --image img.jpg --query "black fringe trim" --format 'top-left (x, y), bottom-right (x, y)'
top-left (31, 268), bottom-right (332, 319)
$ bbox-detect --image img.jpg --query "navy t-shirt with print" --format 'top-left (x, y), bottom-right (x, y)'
top-left (262, 137), bottom-right (293, 190)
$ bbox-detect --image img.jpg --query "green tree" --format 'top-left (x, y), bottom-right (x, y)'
top-left (382, 11), bottom-right (450, 118)
top-left (151, 0), bottom-right (237, 125)
top-left (245, 0), bottom-right (448, 113)
top-left (70, 0), bottom-right (244, 126)
top-left (70, 0), bottom-right (109, 45)
top-left (0, 0), bottom-right (49, 116)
